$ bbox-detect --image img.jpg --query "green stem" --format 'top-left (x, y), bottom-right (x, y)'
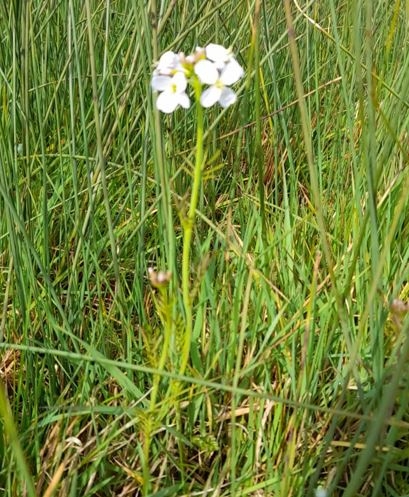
top-left (150, 287), bottom-right (173, 410)
top-left (179, 79), bottom-right (204, 377)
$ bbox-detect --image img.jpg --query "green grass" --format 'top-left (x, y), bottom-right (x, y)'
top-left (1, 1), bottom-right (409, 496)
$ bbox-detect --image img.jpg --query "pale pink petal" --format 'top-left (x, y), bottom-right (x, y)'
top-left (178, 93), bottom-right (191, 109)
top-left (156, 91), bottom-right (179, 113)
top-left (220, 59), bottom-right (244, 85)
top-left (172, 72), bottom-right (188, 93)
top-left (151, 75), bottom-right (171, 91)
top-left (206, 43), bottom-right (230, 63)
top-left (194, 60), bottom-right (219, 85)
top-left (219, 87), bottom-right (237, 108)
top-left (200, 86), bottom-right (222, 108)
top-left (157, 51), bottom-right (179, 73)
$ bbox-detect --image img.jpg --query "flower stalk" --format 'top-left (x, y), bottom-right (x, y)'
top-left (150, 43), bottom-right (244, 375)
top-left (180, 76), bottom-right (204, 377)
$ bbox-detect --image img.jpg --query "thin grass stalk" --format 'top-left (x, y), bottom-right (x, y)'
top-left (343, 317), bottom-right (409, 497)
top-left (0, 381), bottom-right (36, 497)
top-left (150, 0), bottom-right (177, 276)
top-left (0, 257), bottom-right (13, 342)
top-left (252, 0), bottom-right (266, 240)
top-left (283, 0), bottom-right (354, 350)
top-left (363, 0), bottom-right (383, 382)
top-left (84, 0), bottom-right (121, 292)
top-left (64, 0), bottom-right (94, 314)
top-left (230, 269), bottom-right (253, 494)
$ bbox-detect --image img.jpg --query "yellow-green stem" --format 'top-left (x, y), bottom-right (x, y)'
top-left (179, 79), bottom-right (204, 377)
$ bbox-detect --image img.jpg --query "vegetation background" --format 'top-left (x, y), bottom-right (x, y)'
top-left (1, 0), bottom-right (409, 496)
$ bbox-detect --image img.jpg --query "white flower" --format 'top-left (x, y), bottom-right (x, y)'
top-left (154, 50), bottom-right (181, 75)
top-left (151, 71), bottom-right (190, 113)
top-left (194, 56), bottom-right (244, 108)
top-left (205, 43), bottom-right (232, 69)
top-left (194, 59), bottom-right (219, 85)
top-left (151, 44), bottom-right (244, 112)
top-left (206, 43), bottom-right (230, 59)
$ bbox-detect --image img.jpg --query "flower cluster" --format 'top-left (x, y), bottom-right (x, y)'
top-left (151, 44), bottom-right (244, 113)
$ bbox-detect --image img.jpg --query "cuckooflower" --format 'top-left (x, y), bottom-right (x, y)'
top-left (151, 71), bottom-right (190, 113)
top-left (205, 43), bottom-right (233, 69)
top-left (154, 50), bottom-right (181, 75)
top-left (151, 43), bottom-right (244, 111)
top-left (194, 55), bottom-right (244, 108)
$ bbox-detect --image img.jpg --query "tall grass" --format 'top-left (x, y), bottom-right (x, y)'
top-left (1, 1), bottom-right (409, 496)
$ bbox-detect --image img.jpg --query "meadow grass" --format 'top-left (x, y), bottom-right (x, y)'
top-left (1, 1), bottom-right (409, 496)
